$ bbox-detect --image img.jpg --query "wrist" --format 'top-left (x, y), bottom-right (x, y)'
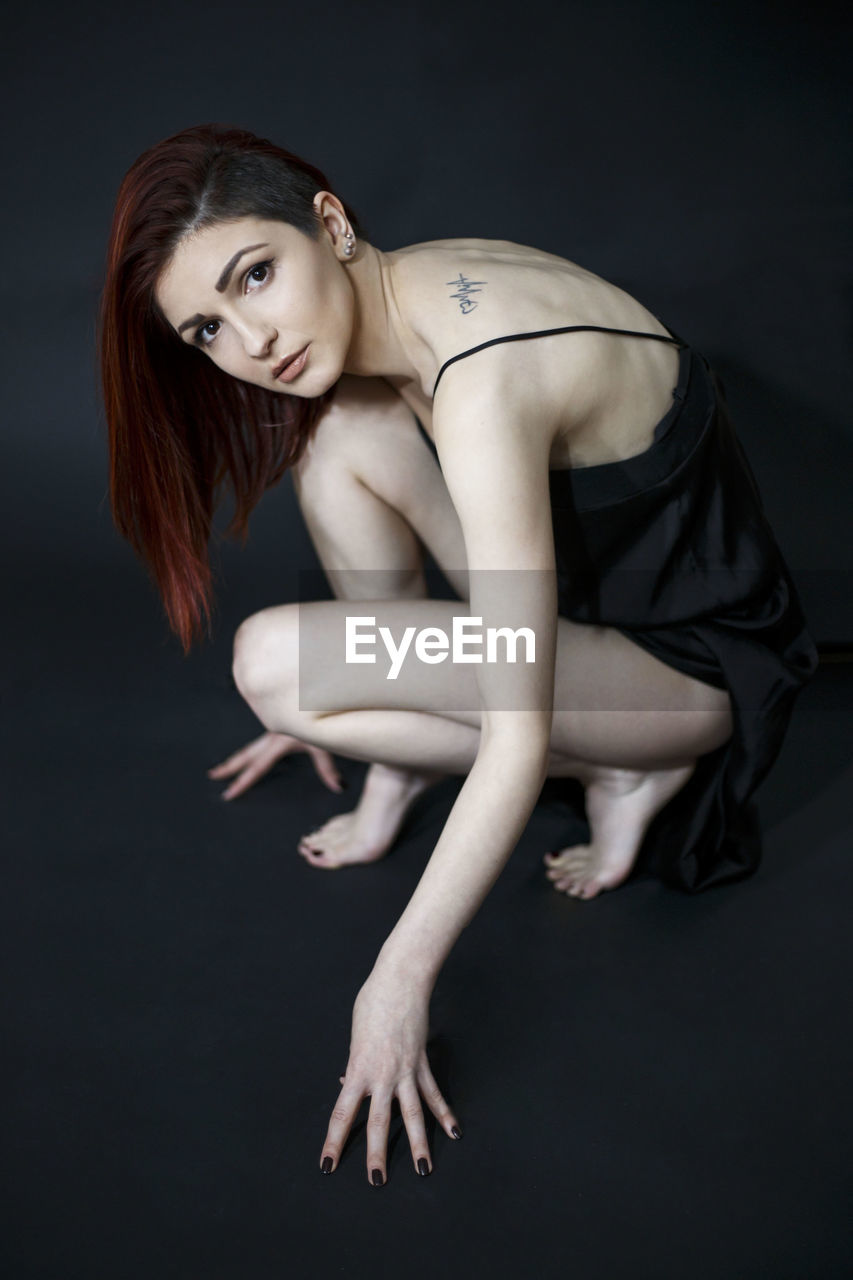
top-left (371, 940), bottom-right (439, 998)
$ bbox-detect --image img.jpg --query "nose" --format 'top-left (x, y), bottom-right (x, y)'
top-left (237, 317), bottom-right (276, 359)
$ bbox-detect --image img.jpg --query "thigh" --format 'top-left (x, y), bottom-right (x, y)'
top-left (551, 622), bottom-right (734, 768)
top-left (245, 598), bottom-right (733, 769)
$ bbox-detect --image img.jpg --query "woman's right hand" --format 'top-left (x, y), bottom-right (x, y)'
top-left (207, 732), bottom-right (345, 801)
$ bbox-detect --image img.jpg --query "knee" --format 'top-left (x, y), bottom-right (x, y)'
top-left (231, 605), bottom-right (299, 705)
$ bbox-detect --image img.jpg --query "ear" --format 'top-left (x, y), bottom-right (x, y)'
top-left (313, 190), bottom-right (351, 259)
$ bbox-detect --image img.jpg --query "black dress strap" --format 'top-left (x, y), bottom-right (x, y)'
top-left (431, 323), bottom-right (687, 397)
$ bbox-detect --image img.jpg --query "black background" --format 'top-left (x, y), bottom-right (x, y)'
top-left (3, 2), bottom-right (852, 1277)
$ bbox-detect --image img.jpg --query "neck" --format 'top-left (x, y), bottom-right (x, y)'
top-left (341, 243), bottom-right (416, 382)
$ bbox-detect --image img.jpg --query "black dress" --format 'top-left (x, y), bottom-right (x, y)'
top-left (431, 322), bottom-right (819, 893)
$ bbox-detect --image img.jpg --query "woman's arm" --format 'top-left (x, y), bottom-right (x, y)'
top-left (320, 368), bottom-right (559, 1182)
top-left (373, 372), bottom-right (559, 990)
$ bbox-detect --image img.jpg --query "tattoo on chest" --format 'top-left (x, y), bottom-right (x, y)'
top-left (446, 272), bottom-right (486, 315)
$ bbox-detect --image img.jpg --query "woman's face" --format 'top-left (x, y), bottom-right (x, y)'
top-left (154, 205), bottom-right (355, 397)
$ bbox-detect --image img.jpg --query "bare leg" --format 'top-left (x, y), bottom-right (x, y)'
top-left (289, 376), bottom-right (468, 866)
top-left (232, 596), bottom-right (734, 895)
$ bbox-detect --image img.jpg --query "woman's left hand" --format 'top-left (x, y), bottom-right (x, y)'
top-left (319, 970), bottom-right (461, 1185)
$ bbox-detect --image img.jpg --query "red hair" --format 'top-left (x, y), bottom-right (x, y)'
top-left (98, 123), bottom-right (361, 653)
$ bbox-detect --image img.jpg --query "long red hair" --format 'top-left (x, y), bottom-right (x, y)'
top-left (98, 123), bottom-right (362, 653)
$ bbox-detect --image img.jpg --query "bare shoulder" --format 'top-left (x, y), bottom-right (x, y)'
top-left (385, 237), bottom-right (685, 471)
top-left (386, 237), bottom-right (587, 351)
top-left (384, 238), bottom-right (669, 403)
top-left (431, 345), bottom-right (555, 454)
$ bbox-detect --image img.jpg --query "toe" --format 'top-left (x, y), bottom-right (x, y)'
top-left (299, 848), bottom-right (340, 870)
top-left (299, 841), bottom-right (325, 860)
top-left (552, 865), bottom-right (577, 882)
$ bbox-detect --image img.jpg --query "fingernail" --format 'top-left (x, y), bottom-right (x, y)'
top-left (371, 1168), bottom-right (384, 1186)
top-left (417, 1157), bottom-right (430, 1176)
top-left (321, 1156), bottom-right (333, 1174)
top-left (451, 1126), bottom-right (462, 1140)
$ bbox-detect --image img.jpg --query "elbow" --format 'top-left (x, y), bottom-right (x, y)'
top-left (480, 711), bottom-right (553, 767)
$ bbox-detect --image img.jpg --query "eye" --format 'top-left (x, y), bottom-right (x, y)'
top-left (246, 260), bottom-right (272, 288)
top-left (193, 259), bottom-right (274, 348)
top-left (194, 319), bottom-right (221, 346)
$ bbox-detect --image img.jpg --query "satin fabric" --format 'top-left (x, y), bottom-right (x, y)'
top-left (548, 330), bottom-right (819, 892)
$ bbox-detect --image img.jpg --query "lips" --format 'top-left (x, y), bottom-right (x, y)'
top-left (273, 345), bottom-right (310, 383)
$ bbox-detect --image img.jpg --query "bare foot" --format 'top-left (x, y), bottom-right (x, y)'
top-left (543, 761), bottom-right (696, 900)
top-left (298, 762), bottom-right (444, 869)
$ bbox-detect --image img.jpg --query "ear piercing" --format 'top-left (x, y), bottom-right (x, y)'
top-left (344, 231), bottom-right (355, 257)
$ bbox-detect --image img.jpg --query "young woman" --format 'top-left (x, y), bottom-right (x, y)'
top-left (99, 123), bottom-right (818, 1186)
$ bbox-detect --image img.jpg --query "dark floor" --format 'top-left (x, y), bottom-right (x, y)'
top-left (4, 562), bottom-right (852, 1280)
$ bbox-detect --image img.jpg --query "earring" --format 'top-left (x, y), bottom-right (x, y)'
top-left (344, 231), bottom-right (355, 257)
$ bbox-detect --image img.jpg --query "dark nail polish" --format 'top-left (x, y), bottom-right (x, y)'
top-left (321, 1156), bottom-right (333, 1174)
top-left (451, 1126), bottom-right (462, 1140)
top-left (417, 1157), bottom-right (430, 1176)
top-left (372, 1168), bottom-right (384, 1186)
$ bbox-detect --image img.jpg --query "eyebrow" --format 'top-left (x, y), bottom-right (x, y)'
top-left (176, 242), bottom-right (270, 334)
